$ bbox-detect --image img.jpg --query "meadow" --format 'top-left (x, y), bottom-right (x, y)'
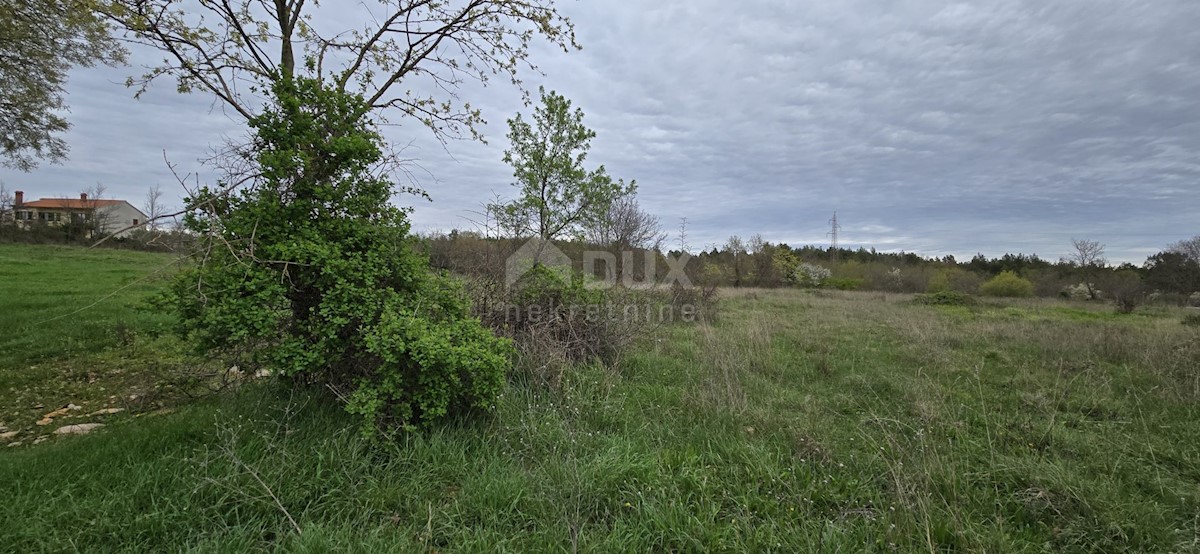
top-left (1, 243), bottom-right (1198, 552)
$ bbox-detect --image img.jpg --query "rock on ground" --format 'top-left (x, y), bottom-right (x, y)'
top-left (54, 424), bottom-right (105, 435)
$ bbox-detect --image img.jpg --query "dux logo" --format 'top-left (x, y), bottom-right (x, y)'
top-left (506, 238), bottom-right (693, 289)
top-left (505, 238), bottom-right (572, 289)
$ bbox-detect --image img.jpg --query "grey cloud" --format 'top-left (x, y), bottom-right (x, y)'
top-left (3, 0), bottom-right (1197, 263)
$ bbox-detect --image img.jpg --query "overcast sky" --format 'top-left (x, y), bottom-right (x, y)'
top-left (3, 0), bottom-right (1199, 263)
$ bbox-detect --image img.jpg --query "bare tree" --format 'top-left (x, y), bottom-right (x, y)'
top-left (79, 183), bottom-right (113, 239)
top-left (1170, 235), bottom-right (1200, 264)
top-left (1064, 239), bottom-right (1107, 300)
top-left (725, 235), bottom-right (750, 288)
top-left (100, 1), bottom-right (578, 141)
top-left (747, 234), bottom-right (775, 287)
top-left (677, 217), bottom-right (689, 253)
top-left (143, 184), bottom-right (167, 231)
top-left (0, 182), bottom-right (12, 227)
top-left (587, 196), bottom-right (663, 250)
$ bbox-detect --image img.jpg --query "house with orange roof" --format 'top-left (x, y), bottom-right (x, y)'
top-left (10, 191), bottom-right (148, 237)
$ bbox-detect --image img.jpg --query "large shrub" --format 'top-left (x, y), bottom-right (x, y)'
top-left (1103, 269), bottom-right (1146, 314)
top-left (979, 270), bottom-right (1035, 297)
top-left (167, 78), bottom-right (511, 433)
top-left (793, 263), bottom-right (832, 288)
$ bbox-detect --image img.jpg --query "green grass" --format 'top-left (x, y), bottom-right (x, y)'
top-left (2, 245), bottom-right (1199, 551)
top-left (0, 243), bottom-right (176, 365)
top-left (0, 244), bottom-right (195, 432)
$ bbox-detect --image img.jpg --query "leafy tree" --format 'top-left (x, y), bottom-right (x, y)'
top-left (1144, 251), bottom-right (1200, 294)
top-left (1, 0), bottom-right (125, 170)
top-left (966, 253), bottom-right (993, 274)
top-left (168, 78), bottom-right (511, 431)
top-left (772, 247), bottom-right (800, 285)
top-left (490, 88), bottom-right (634, 240)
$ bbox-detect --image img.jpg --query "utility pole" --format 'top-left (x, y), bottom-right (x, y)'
top-left (827, 211), bottom-right (841, 263)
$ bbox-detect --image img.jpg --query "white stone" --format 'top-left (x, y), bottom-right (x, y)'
top-left (53, 423), bottom-right (105, 435)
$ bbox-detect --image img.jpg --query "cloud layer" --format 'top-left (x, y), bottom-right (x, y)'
top-left (4, 0), bottom-right (1198, 263)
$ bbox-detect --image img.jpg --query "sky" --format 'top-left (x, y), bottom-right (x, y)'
top-left (3, 0), bottom-right (1199, 263)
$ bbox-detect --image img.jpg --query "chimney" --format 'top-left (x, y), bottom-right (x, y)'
top-left (14, 190), bottom-right (23, 207)
top-left (80, 192), bottom-right (88, 201)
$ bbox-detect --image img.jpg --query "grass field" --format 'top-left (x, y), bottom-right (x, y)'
top-left (2, 244), bottom-right (1199, 551)
top-left (0, 244), bottom-right (196, 432)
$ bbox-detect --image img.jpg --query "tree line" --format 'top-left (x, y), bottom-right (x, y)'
top-left (427, 227), bottom-right (1200, 307)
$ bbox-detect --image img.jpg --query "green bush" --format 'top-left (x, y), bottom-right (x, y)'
top-left (913, 291), bottom-right (978, 306)
top-left (926, 271), bottom-right (952, 293)
top-left (1183, 313), bottom-right (1200, 326)
top-left (166, 78), bottom-right (511, 433)
top-left (979, 270), bottom-right (1035, 297)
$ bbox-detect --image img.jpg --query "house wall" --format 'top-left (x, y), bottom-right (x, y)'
top-left (97, 203), bottom-right (147, 236)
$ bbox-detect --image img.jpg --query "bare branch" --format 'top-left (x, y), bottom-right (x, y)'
top-left (103, 0), bottom-right (578, 140)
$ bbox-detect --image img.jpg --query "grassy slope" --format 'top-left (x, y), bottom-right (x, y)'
top-left (2, 244), bottom-right (1199, 552)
